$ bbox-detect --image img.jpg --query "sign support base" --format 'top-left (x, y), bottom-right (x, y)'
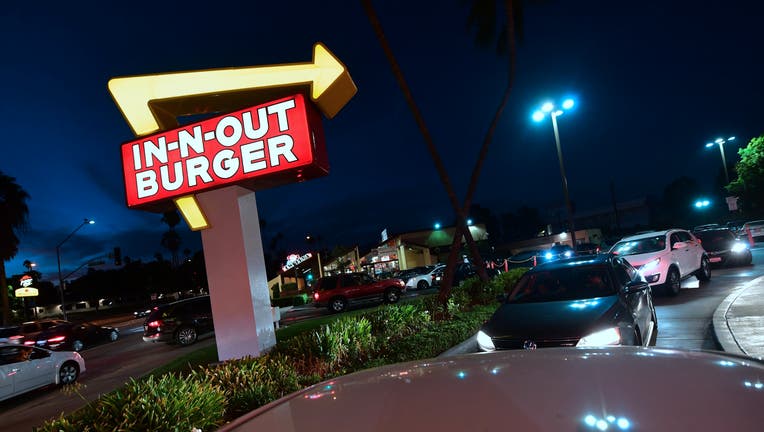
top-left (198, 186), bottom-right (276, 361)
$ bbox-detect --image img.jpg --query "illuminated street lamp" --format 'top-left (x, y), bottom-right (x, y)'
top-left (56, 218), bottom-right (94, 320)
top-left (694, 199), bottom-right (711, 209)
top-left (532, 98), bottom-right (577, 247)
top-left (434, 222), bottom-right (442, 230)
top-left (705, 136), bottom-right (735, 184)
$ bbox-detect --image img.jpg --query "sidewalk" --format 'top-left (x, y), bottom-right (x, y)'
top-left (713, 274), bottom-right (764, 359)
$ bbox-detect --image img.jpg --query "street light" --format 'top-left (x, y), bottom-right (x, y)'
top-left (532, 98), bottom-right (577, 247)
top-left (705, 136), bottom-right (735, 184)
top-left (56, 218), bottom-right (94, 320)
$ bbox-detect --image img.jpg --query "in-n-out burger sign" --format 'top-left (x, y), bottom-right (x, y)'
top-left (122, 94), bottom-right (328, 209)
top-left (282, 253), bottom-right (312, 272)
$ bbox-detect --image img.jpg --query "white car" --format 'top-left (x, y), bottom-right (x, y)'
top-left (741, 220), bottom-right (764, 241)
top-left (610, 229), bottom-right (710, 296)
top-left (0, 343), bottom-right (85, 402)
top-left (218, 347), bottom-right (764, 431)
top-left (405, 265), bottom-right (445, 290)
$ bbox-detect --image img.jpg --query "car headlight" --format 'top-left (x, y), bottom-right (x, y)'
top-left (477, 330), bottom-right (495, 351)
top-left (638, 258), bottom-right (661, 275)
top-left (564, 251), bottom-right (572, 258)
top-left (576, 327), bottom-right (621, 347)
top-left (731, 242), bottom-right (748, 253)
top-left (545, 252), bottom-right (553, 260)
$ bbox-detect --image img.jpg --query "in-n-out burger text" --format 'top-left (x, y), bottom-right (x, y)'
top-left (122, 94), bottom-right (327, 209)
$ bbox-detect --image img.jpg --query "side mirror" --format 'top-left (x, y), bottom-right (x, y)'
top-left (623, 280), bottom-right (649, 294)
top-left (672, 241), bottom-right (687, 250)
top-left (496, 293), bottom-right (508, 303)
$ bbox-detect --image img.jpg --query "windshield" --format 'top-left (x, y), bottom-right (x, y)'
top-left (507, 266), bottom-right (616, 303)
top-left (611, 236), bottom-right (666, 256)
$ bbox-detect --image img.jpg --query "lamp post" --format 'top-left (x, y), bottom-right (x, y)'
top-left (56, 218), bottom-right (94, 320)
top-left (533, 98), bottom-right (577, 247)
top-left (705, 136), bottom-right (735, 184)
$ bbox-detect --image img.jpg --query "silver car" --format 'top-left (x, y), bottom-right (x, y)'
top-left (0, 343), bottom-right (85, 402)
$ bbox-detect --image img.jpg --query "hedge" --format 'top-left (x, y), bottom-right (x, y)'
top-left (39, 271), bottom-right (524, 431)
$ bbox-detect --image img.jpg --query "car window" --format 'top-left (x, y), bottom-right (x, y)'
top-left (22, 323), bottom-right (39, 333)
top-left (670, 233), bottom-right (682, 248)
top-left (0, 346), bottom-right (31, 365)
top-left (676, 231), bottom-right (693, 242)
top-left (341, 275), bottom-right (358, 288)
top-left (318, 276), bottom-right (338, 291)
top-left (612, 260), bottom-right (632, 285)
top-left (30, 348), bottom-right (51, 360)
top-left (359, 274), bottom-right (374, 285)
top-left (507, 267), bottom-right (615, 303)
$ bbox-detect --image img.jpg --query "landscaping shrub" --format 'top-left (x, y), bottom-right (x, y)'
top-left (199, 353), bottom-right (301, 418)
top-left (271, 293), bottom-right (310, 308)
top-left (40, 296), bottom-right (496, 430)
top-left (39, 375), bottom-right (226, 432)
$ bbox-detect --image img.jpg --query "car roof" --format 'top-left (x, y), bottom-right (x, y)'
top-left (618, 229), bottom-right (677, 241)
top-left (220, 347), bottom-right (764, 432)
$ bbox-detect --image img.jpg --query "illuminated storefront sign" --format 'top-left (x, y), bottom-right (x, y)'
top-left (121, 94), bottom-right (327, 210)
top-left (282, 252), bottom-right (313, 272)
top-left (17, 276), bottom-right (38, 297)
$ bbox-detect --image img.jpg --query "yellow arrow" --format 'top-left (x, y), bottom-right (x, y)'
top-left (108, 42), bottom-right (356, 136)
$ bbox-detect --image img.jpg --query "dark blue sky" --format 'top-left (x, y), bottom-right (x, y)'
top-left (3, 1), bottom-right (763, 280)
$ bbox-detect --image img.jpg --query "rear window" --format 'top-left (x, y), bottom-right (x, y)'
top-left (694, 230), bottom-right (735, 250)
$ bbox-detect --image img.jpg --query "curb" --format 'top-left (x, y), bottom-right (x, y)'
top-left (712, 275), bottom-right (764, 356)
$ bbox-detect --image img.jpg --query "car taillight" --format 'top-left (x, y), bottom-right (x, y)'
top-left (148, 320), bottom-right (162, 328)
top-left (313, 292), bottom-right (320, 300)
top-left (48, 336), bottom-right (66, 343)
top-left (24, 340), bottom-right (35, 346)
top-left (9, 335), bottom-right (22, 341)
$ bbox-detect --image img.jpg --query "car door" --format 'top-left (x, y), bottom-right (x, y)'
top-left (193, 297), bottom-right (214, 334)
top-left (613, 258), bottom-right (651, 343)
top-left (669, 232), bottom-right (687, 276)
top-left (340, 275), bottom-right (364, 300)
top-left (682, 231), bottom-right (704, 272)
top-left (0, 346), bottom-right (17, 400)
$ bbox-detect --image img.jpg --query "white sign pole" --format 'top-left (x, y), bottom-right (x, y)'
top-left (197, 185), bottom-right (276, 361)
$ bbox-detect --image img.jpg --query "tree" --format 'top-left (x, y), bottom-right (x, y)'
top-left (160, 210), bottom-right (182, 267)
top-left (363, 0), bottom-right (523, 309)
top-left (727, 135), bottom-right (764, 213)
top-left (0, 172), bottom-right (30, 325)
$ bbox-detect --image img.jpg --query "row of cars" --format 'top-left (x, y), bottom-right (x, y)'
top-left (0, 319), bottom-right (119, 352)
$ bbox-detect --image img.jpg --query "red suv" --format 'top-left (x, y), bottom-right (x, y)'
top-left (312, 273), bottom-right (406, 312)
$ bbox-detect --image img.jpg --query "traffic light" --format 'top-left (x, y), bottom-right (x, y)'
top-left (114, 247), bottom-right (122, 266)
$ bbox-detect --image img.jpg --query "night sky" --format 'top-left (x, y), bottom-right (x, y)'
top-left (3, 1), bottom-right (763, 281)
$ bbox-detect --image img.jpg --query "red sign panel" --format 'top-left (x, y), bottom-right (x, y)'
top-left (121, 94), bottom-right (328, 210)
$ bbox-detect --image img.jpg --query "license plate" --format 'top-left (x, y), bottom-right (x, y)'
top-left (710, 257), bottom-right (722, 263)
top-left (36, 340), bottom-right (45, 345)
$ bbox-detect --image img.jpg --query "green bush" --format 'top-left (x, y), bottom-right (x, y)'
top-left (281, 282), bottom-right (298, 293)
top-left (39, 375), bottom-right (226, 432)
top-left (199, 353), bottom-right (301, 418)
top-left (272, 283), bottom-right (280, 299)
top-left (271, 293), bottom-right (310, 308)
top-left (40, 297), bottom-right (495, 430)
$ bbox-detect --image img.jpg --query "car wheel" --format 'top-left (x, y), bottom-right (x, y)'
top-left (664, 268), bottom-right (681, 296)
top-left (329, 297), bottom-right (347, 313)
top-left (109, 330), bottom-right (119, 341)
top-left (385, 288), bottom-right (401, 304)
top-left (696, 256), bottom-right (711, 282)
top-left (72, 340), bottom-right (84, 352)
top-left (175, 326), bottom-right (198, 346)
top-left (416, 280), bottom-right (429, 290)
top-left (59, 361), bottom-right (79, 385)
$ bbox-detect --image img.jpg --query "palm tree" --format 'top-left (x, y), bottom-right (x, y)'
top-left (0, 172), bottom-right (30, 325)
top-left (160, 210), bottom-right (182, 267)
top-left (362, 0), bottom-right (521, 306)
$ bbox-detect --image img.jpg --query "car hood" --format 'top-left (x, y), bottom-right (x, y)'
top-left (219, 348), bottom-right (764, 432)
top-left (482, 296), bottom-right (620, 341)
top-left (618, 250), bottom-right (666, 268)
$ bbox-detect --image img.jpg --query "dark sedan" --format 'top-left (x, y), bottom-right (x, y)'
top-left (693, 228), bottom-right (752, 267)
top-left (28, 322), bottom-right (119, 352)
top-left (477, 254), bottom-right (657, 351)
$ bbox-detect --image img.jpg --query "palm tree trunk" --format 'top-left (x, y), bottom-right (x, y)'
top-left (1, 260), bottom-right (10, 325)
top-left (364, 0), bottom-right (518, 306)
